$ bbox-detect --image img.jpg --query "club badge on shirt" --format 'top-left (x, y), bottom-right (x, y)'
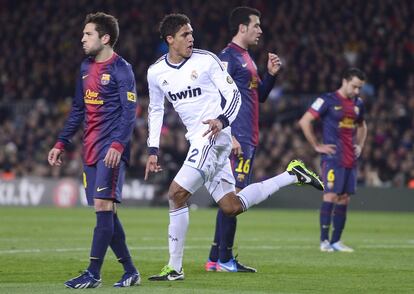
top-left (101, 74), bottom-right (111, 85)
top-left (191, 70), bottom-right (198, 81)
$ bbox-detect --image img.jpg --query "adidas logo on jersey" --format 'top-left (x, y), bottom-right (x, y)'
top-left (168, 86), bottom-right (201, 101)
top-left (162, 80), bottom-right (169, 86)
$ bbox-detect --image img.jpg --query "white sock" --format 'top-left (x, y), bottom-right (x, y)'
top-left (168, 206), bottom-right (189, 272)
top-left (237, 171), bottom-right (296, 210)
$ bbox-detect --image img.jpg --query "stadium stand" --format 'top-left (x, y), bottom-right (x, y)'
top-left (0, 0), bottom-right (413, 190)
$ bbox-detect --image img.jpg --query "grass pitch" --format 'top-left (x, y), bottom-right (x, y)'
top-left (0, 207), bottom-right (413, 293)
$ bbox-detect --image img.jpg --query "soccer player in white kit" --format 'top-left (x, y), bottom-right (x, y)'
top-left (145, 13), bottom-right (324, 281)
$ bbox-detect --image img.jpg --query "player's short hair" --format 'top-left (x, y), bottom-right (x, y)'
top-left (229, 6), bottom-right (261, 36)
top-left (84, 12), bottom-right (119, 48)
top-left (342, 68), bottom-right (366, 81)
top-left (159, 13), bottom-right (190, 42)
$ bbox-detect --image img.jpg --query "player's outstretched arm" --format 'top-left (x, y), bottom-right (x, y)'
top-left (144, 155), bottom-right (163, 180)
top-left (48, 148), bottom-right (64, 166)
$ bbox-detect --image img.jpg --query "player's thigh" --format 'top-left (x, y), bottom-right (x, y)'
top-left (343, 167), bottom-right (357, 195)
top-left (230, 144), bottom-right (256, 189)
top-left (83, 164), bottom-right (97, 206)
top-left (171, 165), bottom-right (201, 209)
top-left (321, 160), bottom-right (346, 194)
top-left (93, 160), bottom-right (126, 204)
top-left (205, 159), bottom-right (236, 203)
top-left (183, 134), bottom-right (232, 183)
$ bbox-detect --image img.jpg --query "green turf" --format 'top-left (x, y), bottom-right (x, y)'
top-left (0, 207), bottom-right (413, 293)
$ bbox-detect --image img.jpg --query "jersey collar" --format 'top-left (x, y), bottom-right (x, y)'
top-left (165, 55), bottom-right (190, 69)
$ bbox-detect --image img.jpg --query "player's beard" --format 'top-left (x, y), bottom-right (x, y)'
top-left (84, 43), bottom-right (105, 57)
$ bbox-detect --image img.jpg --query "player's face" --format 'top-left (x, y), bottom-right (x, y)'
top-left (244, 15), bottom-right (262, 46)
top-left (81, 23), bottom-right (105, 56)
top-left (343, 77), bottom-right (364, 98)
top-left (168, 23), bottom-right (194, 61)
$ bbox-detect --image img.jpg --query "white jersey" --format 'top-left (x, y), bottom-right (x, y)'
top-left (147, 49), bottom-right (241, 148)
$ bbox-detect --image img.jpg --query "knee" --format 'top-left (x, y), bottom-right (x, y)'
top-left (94, 199), bottom-right (114, 212)
top-left (220, 202), bottom-right (241, 217)
top-left (168, 191), bottom-right (184, 206)
top-left (168, 182), bottom-right (190, 209)
top-left (221, 207), bottom-right (238, 217)
top-left (337, 195), bottom-right (350, 205)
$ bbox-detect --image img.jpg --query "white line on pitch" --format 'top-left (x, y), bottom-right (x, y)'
top-left (1, 244), bottom-right (413, 255)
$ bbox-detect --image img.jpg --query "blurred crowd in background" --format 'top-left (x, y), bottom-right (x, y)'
top-left (1, 0), bottom-right (414, 189)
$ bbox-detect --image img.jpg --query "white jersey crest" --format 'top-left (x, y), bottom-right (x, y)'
top-left (147, 49), bottom-right (241, 147)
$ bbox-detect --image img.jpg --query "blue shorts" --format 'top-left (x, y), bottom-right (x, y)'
top-left (230, 144), bottom-right (256, 189)
top-left (83, 160), bottom-right (126, 206)
top-left (321, 160), bottom-right (356, 195)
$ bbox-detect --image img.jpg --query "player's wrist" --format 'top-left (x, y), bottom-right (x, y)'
top-left (54, 141), bottom-right (65, 151)
top-left (148, 147), bottom-right (159, 156)
top-left (216, 115), bottom-right (229, 129)
top-left (110, 141), bottom-right (124, 154)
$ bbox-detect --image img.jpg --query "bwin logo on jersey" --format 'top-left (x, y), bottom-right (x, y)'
top-left (168, 86), bottom-right (201, 101)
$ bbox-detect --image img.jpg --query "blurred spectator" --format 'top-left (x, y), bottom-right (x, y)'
top-left (1, 0), bottom-right (413, 191)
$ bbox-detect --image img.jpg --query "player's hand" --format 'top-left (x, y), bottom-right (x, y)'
top-left (267, 53), bottom-right (282, 76)
top-left (48, 148), bottom-right (64, 166)
top-left (232, 136), bottom-right (243, 156)
top-left (202, 119), bottom-right (223, 139)
top-left (315, 144), bottom-right (336, 155)
top-left (354, 144), bottom-right (362, 158)
top-left (103, 147), bottom-right (121, 168)
top-left (145, 155), bottom-right (163, 180)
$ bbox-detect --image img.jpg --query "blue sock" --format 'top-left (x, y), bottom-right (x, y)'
top-left (331, 204), bottom-right (348, 244)
top-left (110, 213), bottom-right (137, 274)
top-left (208, 209), bottom-right (221, 262)
top-left (219, 209), bottom-right (237, 263)
top-left (320, 201), bottom-right (334, 241)
top-left (87, 211), bottom-right (114, 278)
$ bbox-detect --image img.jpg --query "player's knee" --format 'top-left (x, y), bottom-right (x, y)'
top-left (218, 194), bottom-right (242, 216)
top-left (221, 204), bottom-right (241, 217)
top-left (168, 181), bottom-right (191, 209)
top-left (94, 199), bottom-right (114, 211)
top-left (337, 194), bottom-right (350, 205)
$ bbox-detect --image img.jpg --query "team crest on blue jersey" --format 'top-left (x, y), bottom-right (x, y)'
top-left (101, 74), bottom-right (111, 85)
top-left (191, 70), bottom-right (198, 80)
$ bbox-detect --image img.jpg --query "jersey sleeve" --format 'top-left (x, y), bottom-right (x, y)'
top-left (207, 53), bottom-right (241, 127)
top-left (355, 97), bottom-right (365, 124)
top-left (110, 62), bottom-right (138, 153)
top-left (146, 67), bottom-right (165, 150)
top-left (56, 72), bottom-right (85, 149)
top-left (308, 96), bottom-right (329, 119)
top-left (258, 72), bottom-right (276, 103)
top-left (218, 49), bottom-right (236, 77)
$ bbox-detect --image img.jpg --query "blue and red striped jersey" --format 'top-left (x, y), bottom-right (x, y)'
top-left (308, 91), bottom-right (365, 168)
top-left (56, 53), bottom-right (137, 165)
top-left (219, 43), bottom-right (276, 146)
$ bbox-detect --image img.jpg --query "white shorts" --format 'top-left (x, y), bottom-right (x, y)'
top-left (174, 129), bottom-right (235, 202)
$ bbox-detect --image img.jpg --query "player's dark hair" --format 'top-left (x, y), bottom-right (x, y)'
top-left (342, 68), bottom-right (366, 81)
top-left (229, 6), bottom-right (261, 37)
top-left (85, 12), bottom-right (119, 48)
top-left (159, 13), bottom-right (191, 42)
